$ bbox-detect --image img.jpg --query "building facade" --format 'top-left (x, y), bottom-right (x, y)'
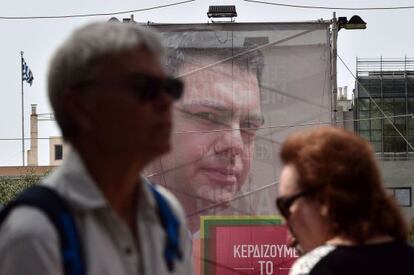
top-left (49, 136), bottom-right (68, 166)
top-left (354, 57), bottom-right (414, 219)
top-left (337, 86), bottom-right (354, 131)
top-left (355, 57), bottom-right (414, 158)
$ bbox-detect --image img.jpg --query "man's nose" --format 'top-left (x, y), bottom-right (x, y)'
top-left (213, 124), bottom-right (244, 157)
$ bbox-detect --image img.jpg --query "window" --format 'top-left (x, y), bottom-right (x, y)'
top-left (408, 80), bottom-right (414, 96)
top-left (408, 98), bottom-right (414, 113)
top-left (383, 120), bottom-right (397, 136)
top-left (356, 77), bottom-right (414, 155)
top-left (359, 130), bottom-right (370, 141)
top-left (394, 98), bottom-right (406, 115)
top-left (373, 98), bottom-right (382, 107)
top-left (387, 187), bottom-right (412, 207)
top-left (371, 109), bottom-right (382, 117)
top-left (408, 119), bottom-right (414, 132)
top-left (358, 99), bottom-right (370, 111)
top-left (372, 141), bottom-right (382, 152)
top-left (408, 99), bottom-right (414, 132)
top-left (371, 130), bottom-right (382, 142)
top-left (359, 120), bottom-right (370, 130)
top-left (394, 117), bottom-right (406, 135)
top-left (383, 98), bottom-right (394, 111)
top-left (384, 136), bottom-right (406, 152)
top-left (54, 144), bottom-right (63, 160)
top-left (359, 110), bottom-right (370, 119)
top-left (371, 118), bottom-right (382, 130)
top-left (409, 137), bottom-right (414, 152)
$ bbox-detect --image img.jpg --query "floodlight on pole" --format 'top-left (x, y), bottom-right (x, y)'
top-left (331, 13), bottom-right (366, 126)
top-left (207, 5), bottom-right (237, 22)
top-left (338, 15), bottom-right (366, 30)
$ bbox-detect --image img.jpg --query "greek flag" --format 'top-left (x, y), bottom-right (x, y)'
top-left (22, 58), bottom-right (34, 86)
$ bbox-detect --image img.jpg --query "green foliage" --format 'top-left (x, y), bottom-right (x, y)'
top-left (409, 218), bottom-right (414, 244)
top-left (0, 168), bottom-right (49, 204)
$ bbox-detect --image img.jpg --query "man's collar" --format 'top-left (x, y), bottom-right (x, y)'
top-left (43, 149), bottom-right (156, 211)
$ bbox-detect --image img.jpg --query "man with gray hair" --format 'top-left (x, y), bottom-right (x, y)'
top-left (0, 22), bottom-right (193, 275)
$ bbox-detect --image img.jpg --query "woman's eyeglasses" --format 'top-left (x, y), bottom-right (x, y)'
top-left (275, 187), bottom-right (320, 219)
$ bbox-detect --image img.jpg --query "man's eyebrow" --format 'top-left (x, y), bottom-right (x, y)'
top-left (242, 113), bottom-right (265, 126)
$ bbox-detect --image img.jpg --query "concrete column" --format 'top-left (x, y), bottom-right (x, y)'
top-left (27, 104), bottom-right (38, 166)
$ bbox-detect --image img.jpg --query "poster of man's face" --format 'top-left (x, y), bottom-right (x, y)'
top-left (147, 23), bottom-right (332, 234)
top-left (167, 54), bottom-right (262, 201)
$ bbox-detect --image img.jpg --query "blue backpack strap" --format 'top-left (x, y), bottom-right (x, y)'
top-left (148, 183), bottom-right (183, 272)
top-left (0, 185), bottom-right (86, 275)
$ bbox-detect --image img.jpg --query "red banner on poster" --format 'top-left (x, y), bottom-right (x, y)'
top-left (201, 216), bottom-right (298, 275)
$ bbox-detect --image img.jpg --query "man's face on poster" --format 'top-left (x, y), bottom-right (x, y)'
top-left (158, 55), bottom-right (263, 208)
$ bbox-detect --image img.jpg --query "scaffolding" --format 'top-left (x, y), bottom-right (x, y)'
top-left (357, 57), bottom-right (414, 77)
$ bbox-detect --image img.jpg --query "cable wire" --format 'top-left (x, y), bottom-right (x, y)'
top-left (244, 0), bottom-right (414, 10)
top-left (174, 113), bottom-right (413, 135)
top-left (1, 113), bottom-right (412, 140)
top-left (0, 0), bottom-right (195, 20)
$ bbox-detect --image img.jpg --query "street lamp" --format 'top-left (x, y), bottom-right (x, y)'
top-left (338, 15), bottom-right (367, 30)
top-left (332, 13), bottom-right (366, 126)
top-left (207, 5), bottom-right (237, 22)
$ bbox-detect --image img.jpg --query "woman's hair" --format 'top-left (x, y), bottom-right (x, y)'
top-left (280, 126), bottom-right (409, 243)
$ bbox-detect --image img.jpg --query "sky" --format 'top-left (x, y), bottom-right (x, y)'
top-left (0, 0), bottom-right (413, 166)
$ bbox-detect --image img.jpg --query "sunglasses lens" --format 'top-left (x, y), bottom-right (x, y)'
top-left (133, 76), bottom-right (184, 101)
top-left (276, 199), bottom-right (288, 218)
top-left (132, 77), bottom-right (157, 101)
top-left (164, 78), bottom-right (184, 100)
top-left (276, 187), bottom-right (320, 219)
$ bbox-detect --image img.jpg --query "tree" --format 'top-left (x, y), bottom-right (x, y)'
top-left (0, 168), bottom-right (50, 204)
top-left (409, 218), bottom-right (414, 244)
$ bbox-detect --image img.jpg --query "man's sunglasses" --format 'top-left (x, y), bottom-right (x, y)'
top-left (74, 74), bottom-right (184, 102)
top-left (133, 75), bottom-right (184, 101)
top-left (275, 186), bottom-right (320, 219)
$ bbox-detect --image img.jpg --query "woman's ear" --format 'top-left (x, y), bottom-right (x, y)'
top-left (320, 204), bottom-right (329, 217)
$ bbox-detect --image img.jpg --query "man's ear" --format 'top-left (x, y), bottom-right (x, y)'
top-left (62, 89), bottom-right (96, 135)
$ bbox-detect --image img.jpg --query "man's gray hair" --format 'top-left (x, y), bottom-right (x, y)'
top-left (48, 21), bottom-right (164, 140)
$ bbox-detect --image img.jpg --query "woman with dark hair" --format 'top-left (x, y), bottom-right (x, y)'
top-left (276, 127), bottom-right (414, 275)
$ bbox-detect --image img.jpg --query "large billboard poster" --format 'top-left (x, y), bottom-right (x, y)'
top-left (146, 22), bottom-right (331, 274)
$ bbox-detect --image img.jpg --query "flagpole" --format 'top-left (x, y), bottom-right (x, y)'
top-left (20, 51), bottom-right (25, 166)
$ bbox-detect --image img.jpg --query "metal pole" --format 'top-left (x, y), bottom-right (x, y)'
top-left (331, 12), bottom-right (338, 126)
top-left (20, 51), bottom-right (25, 166)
